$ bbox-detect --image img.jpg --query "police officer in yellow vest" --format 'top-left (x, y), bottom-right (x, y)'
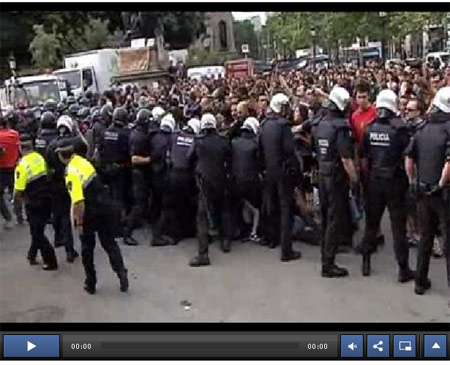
top-left (14, 133), bottom-right (58, 270)
top-left (55, 138), bottom-right (129, 294)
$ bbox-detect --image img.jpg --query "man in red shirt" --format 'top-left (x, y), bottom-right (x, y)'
top-left (350, 80), bottom-right (383, 252)
top-left (0, 115), bottom-right (21, 228)
top-left (351, 80), bottom-right (377, 153)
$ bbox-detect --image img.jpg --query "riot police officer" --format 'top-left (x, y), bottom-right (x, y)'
top-left (55, 139), bottom-right (129, 294)
top-left (45, 116), bottom-right (82, 262)
top-left (43, 99), bottom-right (58, 114)
top-left (230, 117), bottom-right (262, 242)
top-left (99, 107), bottom-right (137, 245)
top-left (91, 104), bottom-right (113, 165)
top-left (260, 94), bottom-right (302, 262)
top-left (405, 86), bottom-right (450, 297)
top-left (150, 106), bottom-right (165, 132)
top-left (311, 87), bottom-right (358, 277)
top-left (123, 109), bottom-right (153, 245)
top-left (34, 111), bottom-right (58, 156)
top-left (149, 113), bottom-right (176, 246)
top-left (189, 114), bottom-right (232, 267)
top-left (158, 117), bottom-right (201, 245)
top-left (14, 134), bottom-right (58, 270)
top-left (360, 89), bottom-right (414, 282)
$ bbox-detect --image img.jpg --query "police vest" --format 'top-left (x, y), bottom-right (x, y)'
top-left (14, 150), bottom-right (48, 199)
top-left (65, 155), bottom-right (103, 206)
top-left (101, 125), bottom-right (130, 164)
top-left (414, 115), bottom-right (450, 185)
top-left (367, 118), bottom-right (406, 179)
top-left (169, 130), bottom-right (195, 171)
top-left (231, 131), bottom-right (259, 181)
top-left (314, 116), bottom-right (346, 176)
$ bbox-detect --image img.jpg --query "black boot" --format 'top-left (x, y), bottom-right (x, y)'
top-left (28, 257), bottom-right (39, 266)
top-left (123, 236), bottom-right (139, 246)
top-left (66, 250), bottom-right (79, 263)
top-left (189, 254), bottom-right (210, 267)
top-left (118, 270), bottom-right (129, 293)
top-left (42, 262), bottom-right (58, 271)
top-left (322, 264), bottom-right (349, 278)
top-left (221, 240), bottom-right (231, 253)
top-left (398, 267), bottom-right (415, 283)
top-left (281, 250), bottom-right (302, 262)
top-left (151, 235), bottom-right (171, 246)
top-left (414, 278), bottom-right (431, 295)
top-left (362, 255), bottom-right (371, 276)
top-left (84, 275), bottom-right (96, 294)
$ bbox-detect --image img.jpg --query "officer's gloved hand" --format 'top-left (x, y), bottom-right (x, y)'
top-left (426, 185), bottom-right (442, 197)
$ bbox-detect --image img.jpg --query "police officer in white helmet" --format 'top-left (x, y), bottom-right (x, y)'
top-left (259, 93), bottom-right (302, 262)
top-left (189, 113), bottom-right (232, 267)
top-left (311, 86), bottom-right (358, 277)
top-left (405, 86), bottom-right (450, 299)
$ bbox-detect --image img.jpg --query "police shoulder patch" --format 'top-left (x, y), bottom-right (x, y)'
top-left (16, 170), bottom-right (20, 180)
top-left (67, 181), bottom-right (73, 192)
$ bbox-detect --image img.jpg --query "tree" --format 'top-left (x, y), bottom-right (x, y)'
top-left (233, 20), bottom-right (259, 58)
top-left (29, 24), bottom-right (61, 71)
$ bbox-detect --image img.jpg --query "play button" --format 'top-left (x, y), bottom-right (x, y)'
top-left (27, 341), bottom-right (36, 352)
top-left (3, 335), bottom-right (60, 357)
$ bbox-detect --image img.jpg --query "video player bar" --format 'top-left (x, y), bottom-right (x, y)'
top-left (1, 331), bottom-right (448, 360)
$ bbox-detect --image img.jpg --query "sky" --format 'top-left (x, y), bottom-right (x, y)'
top-left (232, 12), bottom-right (268, 25)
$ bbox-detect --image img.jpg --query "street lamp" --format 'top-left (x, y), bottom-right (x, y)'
top-left (8, 53), bottom-right (16, 77)
top-left (310, 26), bottom-right (317, 71)
top-left (263, 44), bottom-right (268, 62)
top-left (379, 12), bottom-right (388, 62)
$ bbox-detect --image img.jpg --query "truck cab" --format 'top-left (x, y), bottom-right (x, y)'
top-left (53, 66), bottom-right (97, 99)
top-left (3, 74), bottom-right (64, 109)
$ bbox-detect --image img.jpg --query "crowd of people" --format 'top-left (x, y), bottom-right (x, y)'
top-left (0, 59), bottom-right (449, 304)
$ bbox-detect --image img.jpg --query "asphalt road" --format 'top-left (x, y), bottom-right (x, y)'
top-left (0, 214), bottom-right (449, 323)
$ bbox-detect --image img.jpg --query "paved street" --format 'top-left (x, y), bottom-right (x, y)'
top-left (0, 215), bottom-right (449, 323)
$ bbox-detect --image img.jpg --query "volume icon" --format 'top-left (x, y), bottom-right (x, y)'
top-left (348, 343), bottom-right (357, 351)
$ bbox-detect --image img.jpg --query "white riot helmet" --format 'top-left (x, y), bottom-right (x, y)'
top-left (242, 117), bottom-right (260, 135)
top-left (200, 113), bottom-right (217, 130)
top-left (56, 115), bottom-right (74, 134)
top-left (160, 113), bottom-right (176, 132)
top-left (269, 93), bottom-right (290, 114)
top-left (432, 86), bottom-right (450, 113)
top-left (376, 89), bottom-right (398, 114)
top-left (187, 118), bottom-right (201, 135)
top-left (328, 86), bottom-right (351, 112)
top-left (151, 106), bottom-right (165, 122)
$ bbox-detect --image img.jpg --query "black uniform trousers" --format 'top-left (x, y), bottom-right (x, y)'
top-left (79, 207), bottom-right (127, 287)
top-left (361, 175), bottom-right (409, 268)
top-left (197, 180), bottom-right (231, 255)
top-left (153, 170), bottom-right (197, 241)
top-left (230, 178), bottom-right (262, 237)
top-left (318, 172), bottom-right (350, 267)
top-left (263, 177), bottom-right (294, 257)
top-left (149, 171), bottom-right (166, 225)
top-left (0, 169), bottom-right (23, 222)
top-left (26, 198), bottom-right (57, 266)
top-left (51, 183), bottom-right (75, 255)
top-left (416, 191), bottom-right (450, 288)
top-left (102, 165), bottom-right (128, 236)
top-left (124, 168), bottom-right (151, 235)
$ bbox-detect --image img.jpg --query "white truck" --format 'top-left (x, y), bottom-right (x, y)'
top-left (3, 74), bottom-right (64, 109)
top-left (53, 48), bottom-right (119, 99)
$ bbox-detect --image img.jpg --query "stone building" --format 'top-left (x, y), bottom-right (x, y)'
top-left (190, 12), bottom-right (236, 56)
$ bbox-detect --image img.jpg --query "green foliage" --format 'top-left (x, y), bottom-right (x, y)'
top-left (186, 49), bottom-right (222, 67)
top-left (233, 20), bottom-right (259, 58)
top-left (266, 11), bottom-right (448, 53)
top-left (29, 24), bottom-right (61, 71)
